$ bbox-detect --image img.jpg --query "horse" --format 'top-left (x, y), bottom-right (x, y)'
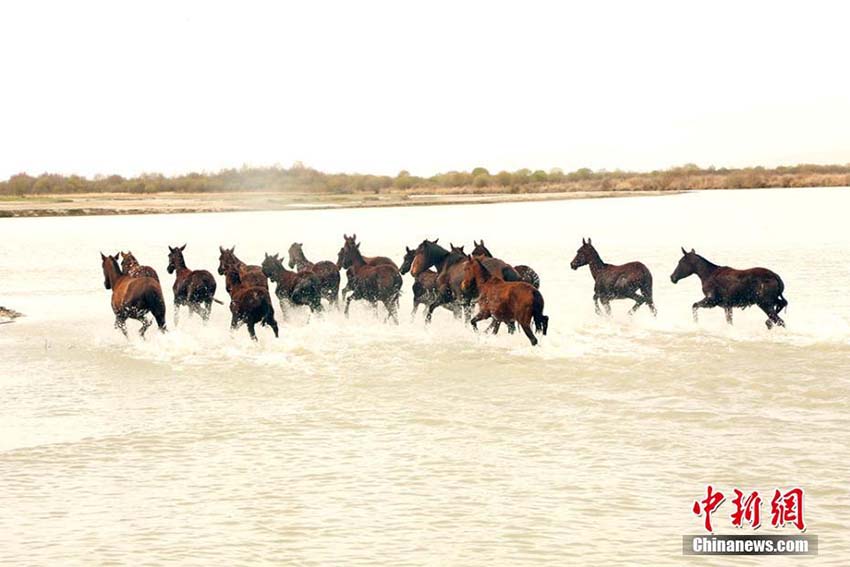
top-left (261, 253), bottom-right (323, 314)
top-left (217, 246), bottom-right (268, 292)
top-left (471, 239), bottom-right (541, 289)
top-left (410, 239), bottom-right (522, 323)
top-left (222, 265), bottom-right (279, 340)
top-left (120, 251), bottom-right (160, 281)
top-left (337, 234), bottom-right (398, 301)
top-left (569, 238), bottom-right (657, 316)
top-left (461, 256), bottom-right (548, 346)
top-left (166, 244), bottom-right (221, 324)
top-left (287, 242), bottom-right (341, 307)
top-left (400, 245), bottom-right (445, 319)
top-left (338, 236), bottom-right (402, 323)
top-left (670, 247), bottom-right (787, 329)
top-left (101, 252), bottom-right (167, 337)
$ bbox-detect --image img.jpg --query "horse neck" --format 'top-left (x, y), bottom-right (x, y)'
top-left (472, 261), bottom-right (494, 287)
top-left (427, 245), bottom-right (452, 271)
top-left (104, 261), bottom-right (124, 287)
top-left (292, 249), bottom-right (312, 270)
top-left (586, 247), bottom-right (607, 279)
top-left (348, 246), bottom-right (367, 269)
top-left (172, 253), bottom-right (188, 272)
top-left (692, 255), bottom-right (720, 281)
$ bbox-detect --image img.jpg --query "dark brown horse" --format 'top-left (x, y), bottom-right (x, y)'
top-left (471, 239), bottom-right (541, 289)
top-left (670, 247), bottom-right (787, 329)
top-left (338, 236), bottom-right (402, 323)
top-left (101, 252), bottom-right (167, 337)
top-left (217, 246), bottom-right (268, 292)
top-left (337, 234), bottom-right (398, 301)
top-left (120, 251), bottom-right (160, 281)
top-left (570, 238), bottom-right (657, 316)
top-left (461, 256), bottom-right (548, 346)
top-left (166, 244), bottom-right (220, 324)
top-left (262, 253), bottom-right (323, 314)
top-left (400, 245), bottom-right (446, 319)
top-left (411, 239), bottom-right (521, 323)
top-left (222, 265), bottom-right (279, 340)
top-left (287, 242), bottom-right (341, 307)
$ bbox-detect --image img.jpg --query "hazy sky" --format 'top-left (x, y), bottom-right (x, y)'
top-left (2, 1), bottom-right (849, 179)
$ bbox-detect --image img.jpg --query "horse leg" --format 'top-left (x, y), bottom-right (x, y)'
top-left (344, 295), bottom-right (354, 318)
top-left (520, 321), bottom-right (538, 346)
top-left (626, 292), bottom-right (646, 315)
top-left (692, 297), bottom-right (717, 322)
top-left (247, 321), bottom-right (258, 341)
top-left (173, 302), bottom-right (181, 326)
top-left (469, 309), bottom-right (491, 332)
top-left (724, 307), bottom-right (734, 325)
top-left (265, 312), bottom-right (279, 338)
top-left (115, 316), bottom-right (128, 338)
top-left (487, 320), bottom-right (501, 334)
top-left (384, 298), bottom-right (399, 325)
top-left (506, 322), bottom-right (516, 334)
top-left (602, 299), bottom-right (612, 316)
top-left (758, 301), bottom-right (783, 329)
top-left (139, 316), bottom-right (152, 338)
top-left (203, 300), bottom-right (212, 322)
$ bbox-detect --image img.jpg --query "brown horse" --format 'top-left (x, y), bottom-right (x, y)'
top-left (217, 246), bottom-right (268, 292)
top-left (120, 251), bottom-right (160, 281)
top-left (222, 265), bottom-right (279, 340)
top-left (337, 234), bottom-right (398, 301)
top-left (166, 244), bottom-right (221, 324)
top-left (471, 239), bottom-right (541, 289)
top-left (338, 236), bottom-right (402, 323)
top-left (400, 245), bottom-right (447, 319)
top-left (461, 256), bottom-right (548, 346)
top-left (670, 247), bottom-right (787, 329)
top-left (411, 239), bottom-right (521, 323)
top-left (262, 253), bottom-right (323, 314)
top-left (101, 252), bottom-right (167, 337)
top-left (570, 238), bottom-right (657, 316)
top-left (287, 242), bottom-right (341, 307)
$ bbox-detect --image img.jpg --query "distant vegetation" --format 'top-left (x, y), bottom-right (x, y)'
top-left (3, 162), bottom-right (850, 197)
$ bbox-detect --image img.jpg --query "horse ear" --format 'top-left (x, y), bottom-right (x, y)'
top-left (681, 246), bottom-right (687, 255)
top-left (274, 253), bottom-right (280, 259)
top-left (587, 237), bottom-right (591, 244)
top-left (582, 238), bottom-right (586, 245)
top-left (180, 244), bottom-right (186, 251)
top-left (100, 252), bottom-right (106, 260)
top-left (356, 242), bottom-right (360, 249)
top-left (459, 245), bottom-right (465, 252)
top-left (480, 239), bottom-right (485, 246)
top-left (433, 238), bottom-right (438, 244)
top-left (406, 246), bottom-right (411, 252)
top-left (690, 248), bottom-right (695, 254)
top-left (220, 245), bottom-right (225, 253)
top-left (352, 233), bottom-right (357, 241)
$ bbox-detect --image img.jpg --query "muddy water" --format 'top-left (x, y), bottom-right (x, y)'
top-left (1, 188), bottom-right (848, 565)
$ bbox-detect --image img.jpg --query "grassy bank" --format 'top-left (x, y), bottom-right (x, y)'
top-left (1, 162), bottom-right (848, 218)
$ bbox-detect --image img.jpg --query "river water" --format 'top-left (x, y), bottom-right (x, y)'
top-left (1, 188), bottom-right (849, 565)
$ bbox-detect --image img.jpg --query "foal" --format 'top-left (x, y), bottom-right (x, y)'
top-left (222, 266), bottom-right (279, 340)
top-left (400, 245), bottom-right (442, 319)
top-left (288, 242), bottom-right (341, 307)
top-left (217, 246), bottom-right (268, 291)
top-left (461, 256), bottom-right (548, 346)
top-left (262, 253), bottom-right (323, 314)
top-left (471, 239), bottom-right (541, 289)
top-left (570, 238), bottom-right (656, 316)
top-left (338, 236), bottom-right (402, 323)
top-left (120, 251), bottom-right (160, 282)
top-left (166, 244), bottom-right (220, 324)
top-left (670, 247), bottom-right (787, 329)
top-left (337, 234), bottom-right (398, 301)
top-left (101, 252), bottom-right (167, 337)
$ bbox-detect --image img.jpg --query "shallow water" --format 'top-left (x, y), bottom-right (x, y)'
top-left (1, 188), bottom-right (849, 565)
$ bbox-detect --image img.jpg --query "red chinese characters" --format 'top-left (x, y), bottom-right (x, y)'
top-left (771, 488), bottom-right (806, 531)
top-left (693, 486), bottom-right (805, 532)
top-left (692, 485), bottom-right (725, 532)
top-left (730, 489), bottom-right (762, 529)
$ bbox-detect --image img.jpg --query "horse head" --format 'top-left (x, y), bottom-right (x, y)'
top-left (101, 252), bottom-right (121, 290)
top-left (218, 245), bottom-right (237, 275)
top-left (670, 247), bottom-right (697, 283)
top-left (471, 239), bottom-right (492, 257)
top-left (120, 251), bottom-right (139, 272)
top-left (261, 253), bottom-right (284, 282)
top-left (570, 238), bottom-right (596, 270)
top-left (167, 244), bottom-right (187, 274)
top-left (399, 246), bottom-right (416, 275)
top-left (287, 242), bottom-right (304, 269)
top-left (410, 238), bottom-right (442, 277)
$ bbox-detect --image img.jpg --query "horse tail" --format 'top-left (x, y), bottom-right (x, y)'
top-left (212, 298), bottom-right (224, 305)
top-left (776, 294), bottom-right (788, 314)
top-left (146, 285), bottom-right (167, 330)
top-left (641, 269), bottom-right (654, 303)
top-left (531, 289), bottom-right (548, 335)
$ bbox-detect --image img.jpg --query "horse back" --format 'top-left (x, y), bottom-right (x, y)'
top-left (366, 256), bottom-right (399, 270)
top-left (709, 266), bottom-right (783, 302)
top-left (480, 257), bottom-right (519, 281)
top-left (113, 276), bottom-right (164, 314)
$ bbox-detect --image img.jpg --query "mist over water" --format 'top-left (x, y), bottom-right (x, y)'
top-left (1, 188), bottom-right (849, 565)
